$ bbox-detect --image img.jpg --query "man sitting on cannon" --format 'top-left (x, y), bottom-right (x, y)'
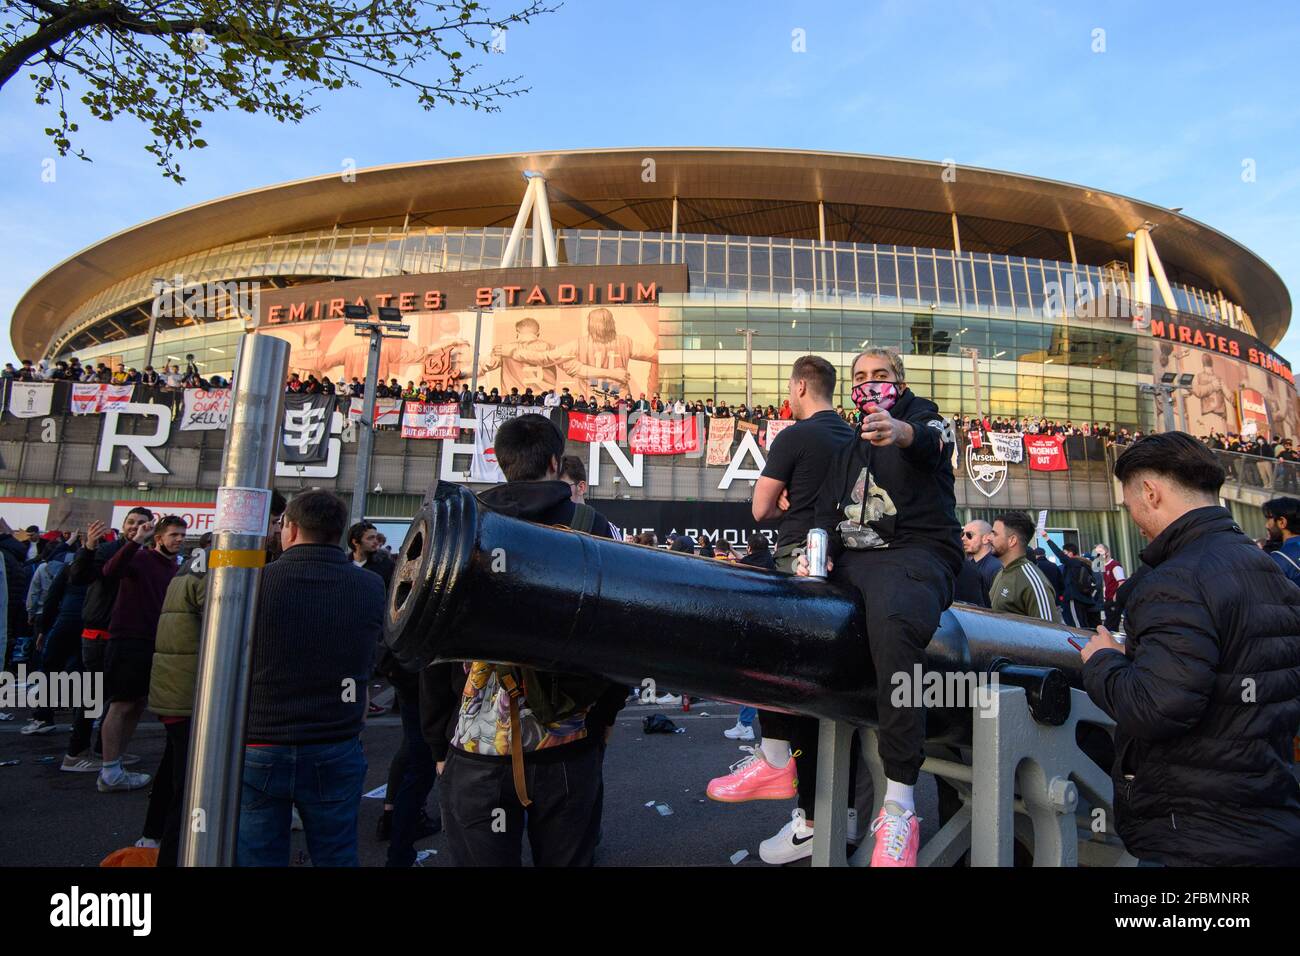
top-left (705, 347), bottom-right (963, 867)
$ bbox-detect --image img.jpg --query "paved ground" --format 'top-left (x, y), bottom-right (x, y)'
top-left (0, 687), bottom-right (941, 867)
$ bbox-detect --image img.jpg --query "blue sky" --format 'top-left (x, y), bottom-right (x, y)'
top-left (2, 0), bottom-right (1298, 368)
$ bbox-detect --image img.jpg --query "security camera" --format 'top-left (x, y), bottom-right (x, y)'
top-left (373, 483), bottom-right (383, 494)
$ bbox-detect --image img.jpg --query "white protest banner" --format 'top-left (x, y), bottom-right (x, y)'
top-left (764, 419), bottom-right (795, 449)
top-left (401, 402), bottom-right (460, 440)
top-left (180, 388), bottom-right (232, 431)
top-left (101, 384), bottom-right (134, 412)
top-left (705, 417), bottom-right (736, 466)
top-left (350, 396), bottom-right (401, 427)
top-left (70, 383), bottom-right (135, 414)
top-left (70, 384), bottom-right (103, 415)
top-left (989, 431), bottom-right (1024, 463)
top-left (7, 382), bottom-right (53, 418)
top-left (471, 403), bottom-right (525, 483)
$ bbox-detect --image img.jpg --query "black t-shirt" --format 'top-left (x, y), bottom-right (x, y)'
top-left (760, 409), bottom-right (855, 548)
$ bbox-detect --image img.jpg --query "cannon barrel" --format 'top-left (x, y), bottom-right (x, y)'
top-left (385, 482), bottom-right (1090, 728)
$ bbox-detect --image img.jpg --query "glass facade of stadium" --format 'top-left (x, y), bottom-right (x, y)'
top-left (59, 224), bottom-right (1174, 430)
top-left (21, 220), bottom-right (1289, 569)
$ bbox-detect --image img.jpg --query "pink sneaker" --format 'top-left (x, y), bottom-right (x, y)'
top-left (706, 746), bottom-right (798, 802)
top-left (869, 801), bottom-right (920, 867)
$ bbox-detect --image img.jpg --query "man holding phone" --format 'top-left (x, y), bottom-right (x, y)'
top-left (793, 347), bottom-right (963, 867)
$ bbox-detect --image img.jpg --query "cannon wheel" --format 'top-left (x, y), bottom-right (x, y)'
top-left (386, 506), bottom-right (439, 655)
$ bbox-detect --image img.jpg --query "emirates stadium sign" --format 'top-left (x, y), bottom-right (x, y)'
top-left (259, 264), bottom-right (687, 326)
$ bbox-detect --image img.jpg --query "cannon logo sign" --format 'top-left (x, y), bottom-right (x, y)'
top-left (965, 443), bottom-right (1008, 498)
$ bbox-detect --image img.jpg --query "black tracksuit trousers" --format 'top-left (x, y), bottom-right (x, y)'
top-left (834, 546), bottom-right (955, 786)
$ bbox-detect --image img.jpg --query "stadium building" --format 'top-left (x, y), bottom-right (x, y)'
top-left (4, 148), bottom-right (1296, 567)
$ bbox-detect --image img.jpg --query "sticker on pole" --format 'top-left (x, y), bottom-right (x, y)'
top-left (213, 487), bottom-right (273, 536)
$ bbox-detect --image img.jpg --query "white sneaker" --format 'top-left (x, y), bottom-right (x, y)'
top-left (134, 837), bottom-right (160, 849)
top-left (723, 721), bottom-right (755, 740)
top-left (97, 770), bottom-right (152, 792)
top-left (20, 718), bottom-right (58, 735)
top-left (655, 693), bottom-right (681, 706)
top-left (759, 809), bottom-right (815, 865)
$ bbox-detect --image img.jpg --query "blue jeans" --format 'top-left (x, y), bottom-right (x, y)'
top-left (237, 737), bottom-right (367, 867)
top-left (738, 706), bottom-right (757, 727)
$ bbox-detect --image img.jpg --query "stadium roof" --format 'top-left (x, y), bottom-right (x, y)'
top-left (11, 147), bottom-right (1292, 354)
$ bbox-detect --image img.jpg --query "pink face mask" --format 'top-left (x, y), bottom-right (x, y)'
top-left (851, 381), bottom-right (900, 414)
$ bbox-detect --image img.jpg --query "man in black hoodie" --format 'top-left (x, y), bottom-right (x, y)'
top-left (423, 413), bottom-right (625, 866)
top-left (799, 347), bottom-right (962, 867)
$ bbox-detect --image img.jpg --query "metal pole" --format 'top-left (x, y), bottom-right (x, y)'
top-left (349, 325), bottom-right (383, 529)
top-left (469, 308), bottom-right (484, 397)
top-left (737, 327), bottom-right (756, 409)
top-left (182, 333), bottom-right (288, 866)
top-left (965, 347), bottom-right (983, 424)
top-left (144, 278), bottom-right (165, 371)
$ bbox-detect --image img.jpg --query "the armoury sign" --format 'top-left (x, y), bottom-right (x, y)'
top-left (965, 444), bottom-right (1008, 498)
top-left (258, 264), bottom-right (687, 326)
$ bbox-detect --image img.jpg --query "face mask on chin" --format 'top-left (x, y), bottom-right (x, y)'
top-left (851, 381), bottom-right (900, 415)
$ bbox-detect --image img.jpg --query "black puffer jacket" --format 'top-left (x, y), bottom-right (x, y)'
top-left (1, 535), bottom-right (32, 629)
top-left (1083, 506), bottom-right (1300, 865)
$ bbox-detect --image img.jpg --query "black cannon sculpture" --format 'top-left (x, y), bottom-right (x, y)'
top-left (385, 481), bottom-right (1082, 729)
top-left (384, 481), bottom-right (1128, 867)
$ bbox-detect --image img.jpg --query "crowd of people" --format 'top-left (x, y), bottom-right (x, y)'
top-left (2, 355), bottom-right (228, 390)
top-left (5, 348), bottom-right (1300, 870)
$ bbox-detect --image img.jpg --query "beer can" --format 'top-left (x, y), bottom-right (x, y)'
top-left (806, 529), bottom-right (829, 578)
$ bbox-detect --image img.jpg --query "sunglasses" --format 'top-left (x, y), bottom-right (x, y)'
top-left (962, 531), bottom-right (979, 539)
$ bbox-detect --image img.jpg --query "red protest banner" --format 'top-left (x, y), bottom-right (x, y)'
top-left (1025, 435), bottom-right (1068, 471)
top-left (567, 411), bottom-right (626, 443)
top-left (629, 414), bottom-right (700, 455)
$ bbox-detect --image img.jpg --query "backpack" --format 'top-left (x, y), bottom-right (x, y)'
top-left (461, 501), bottom-right (610, 807)
top-left (1069, 558), bottom-right (1098, 603)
